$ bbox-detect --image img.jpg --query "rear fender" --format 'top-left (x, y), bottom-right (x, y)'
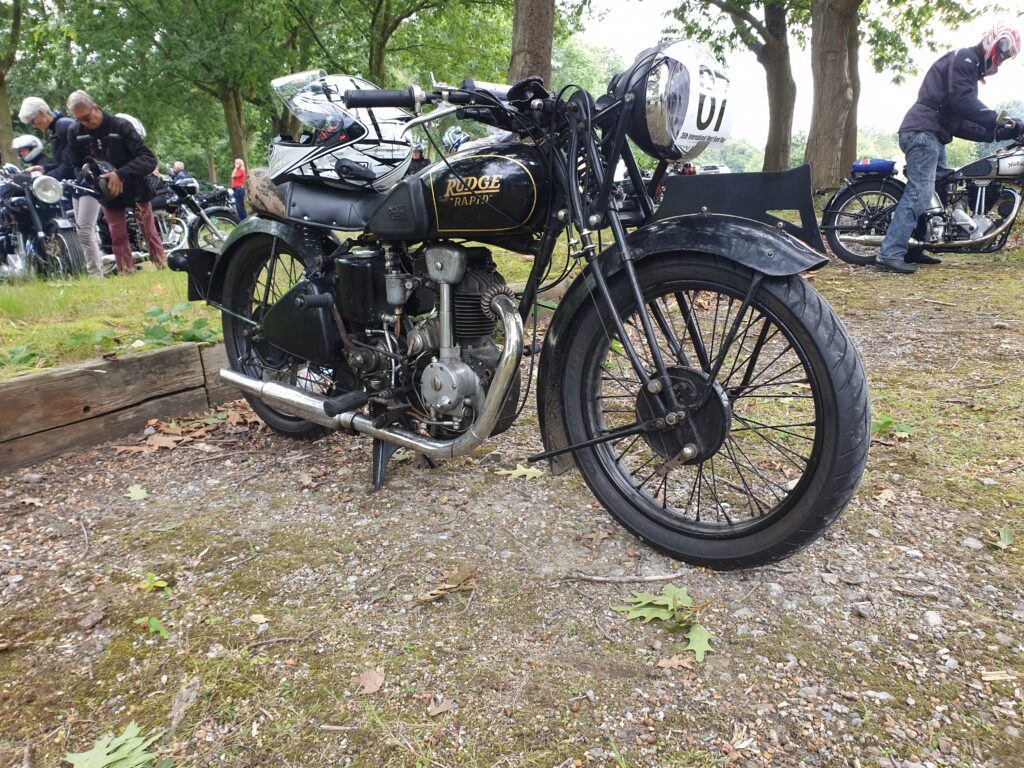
top-left (536, 213), bottom-right (827, 475)
top-left (168, 215), bottom-right (321, 303)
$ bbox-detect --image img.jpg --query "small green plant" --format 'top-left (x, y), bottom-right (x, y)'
top-left (143, 303), bottom-right (218, 346)
top-left (992, 526), bottom-right (1016, 551)
top-left (604, 339), bottom-right (625, 369)
top-left (64, 721), bottom-right (166, 768)
top-left (5, 344), bottom-right (39, 366)
top-left (870, 413), bottom-right (912, 438)
top-left (612, 583), bottom-right (714, 661)
top-left (135, 572), bottom-right (172, 596)
top-left (133, 616), bottom-right (169, 639)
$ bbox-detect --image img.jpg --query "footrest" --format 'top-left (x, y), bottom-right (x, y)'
top-left (323, 390), bottom-right (370, 417)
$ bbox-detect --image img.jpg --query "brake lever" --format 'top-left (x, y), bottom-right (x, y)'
top-left (400, 105), bottom-right (460, 137)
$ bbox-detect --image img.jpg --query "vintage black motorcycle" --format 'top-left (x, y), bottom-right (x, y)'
top-left (821, 115), bottom-right (1024, 264)
top-left (0, 165), bottom-right (85, 279)
top-left (171, 42), bottom-right (870, 570)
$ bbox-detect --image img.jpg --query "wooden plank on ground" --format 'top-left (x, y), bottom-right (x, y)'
top-left (0, 345), bottom-right (204, 442)
top-left (199, 344), bottom-right (241, 406)
top-left (0, 388), bottom-right (210, 473)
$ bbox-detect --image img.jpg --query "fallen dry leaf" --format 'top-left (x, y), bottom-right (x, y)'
top-left (19, 498), bottom-right (44, 508)
top-left (580, 529), bottom-right (610, 553)
top-left (417, 564), bottom-right (478, 603)
top-left (427, 697), bottom-right (455, 716)
top-left (249, 614), bottom-right (268, 624)
top-left (114, 445), bottom-right (148, 454)
top-left (146, 434), bottom-right (184, 450)
top-left (355, 668), bottom-right (385, 695)
top-left (875, 488), bottom-right (896, 508)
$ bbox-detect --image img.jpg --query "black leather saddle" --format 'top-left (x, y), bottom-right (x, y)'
top-left (281, 182), bottom-right (383, 231)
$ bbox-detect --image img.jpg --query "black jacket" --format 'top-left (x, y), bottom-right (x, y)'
top-left (69, 111), bottom-right (157, 208)
top-left (899, 44), bottom-right (998, 145)
top-left (44, 113), bottom-right (79, 182)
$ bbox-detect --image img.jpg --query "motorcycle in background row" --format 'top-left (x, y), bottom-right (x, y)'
top-left (0, 164), bottom-right (84, 279)
top-left (821, 113), bottom-right (1024, 265)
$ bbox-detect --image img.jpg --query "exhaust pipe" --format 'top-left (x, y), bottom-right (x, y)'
top-left (220, 292), bottom-right (524, 461)
top-left (838, 189), bottom-right (1022, 250)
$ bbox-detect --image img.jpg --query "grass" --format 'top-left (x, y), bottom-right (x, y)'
top-left (0, 266), bottom-right (219, 380)
top-left (0, 249), bottom-right (569, 381)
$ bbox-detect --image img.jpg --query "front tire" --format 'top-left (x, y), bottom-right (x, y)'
top-left (222, 235), bottom-right (333, 440)
top-left (41, 228), bottom-right (86, 279)
top-left (560, 254), bottom-right (870, 570)
top-left (189, 207), bottom-right (239, 250)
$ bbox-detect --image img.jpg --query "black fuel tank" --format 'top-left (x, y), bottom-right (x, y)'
top-left (424, 144), bottom-right (548, 237)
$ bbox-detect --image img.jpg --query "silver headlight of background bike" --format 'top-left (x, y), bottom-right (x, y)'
top-left (32, 175), bottom-right (64, 205)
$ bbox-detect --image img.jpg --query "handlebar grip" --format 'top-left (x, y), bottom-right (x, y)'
top-left (343, 87), bottom-right (417, 108)
top-left (460, 79), bottom-right (512, 101)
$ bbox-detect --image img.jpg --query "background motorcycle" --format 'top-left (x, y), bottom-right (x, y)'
top-left (0, 165), bottom-right (85, 279)
top-left (172, 45), bottom-right (870, 570)
top-left (822, 115), bottom-right (1024, 264)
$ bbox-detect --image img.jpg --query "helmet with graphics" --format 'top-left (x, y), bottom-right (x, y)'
top-left (442, 126), bottom-right (471, 154)
top-left (981, 22), bottom-right (1021, 76)
top-left (269, 71), bottom-right (411, 191)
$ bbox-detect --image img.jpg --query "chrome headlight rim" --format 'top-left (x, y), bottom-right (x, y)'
top-left (32, 175), bottom-right (65, 205)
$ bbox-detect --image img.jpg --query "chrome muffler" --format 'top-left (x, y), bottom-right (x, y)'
top-left (219, 293), bottom-right (524, 461)
top-left (838, 189), bottom-right (1022, 250)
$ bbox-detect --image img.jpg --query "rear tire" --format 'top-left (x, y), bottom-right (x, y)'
top-left (823, 178), bottom-right (925, 265)
top-left (222, 235), bottom-right (333, 440)
top-left (559, 254), bottom-right (870, 570)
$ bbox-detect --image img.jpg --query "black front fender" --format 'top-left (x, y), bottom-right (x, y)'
top-left (168, 215), bottom-right (322, 303)
top-left (536, 213), bottom-right (827, 475)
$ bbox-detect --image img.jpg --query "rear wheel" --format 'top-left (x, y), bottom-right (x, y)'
top-left (823, 178), bottom-right (925, 265)
top-left (189, 208), bottom-right (239, 250)
top-left (560, 254), bottom-right (870, 570)
top-left (222, 235), bottom-right (334, 440)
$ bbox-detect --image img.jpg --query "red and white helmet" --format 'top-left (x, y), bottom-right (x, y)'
top-left (981, 22), bottom-right (1020, 76)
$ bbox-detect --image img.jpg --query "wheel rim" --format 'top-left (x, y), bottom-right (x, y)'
top-left (832, 188), bottom-right (898, 260)
top-left (197, 216), bottom-right (236, 250)
top-left (43, 234), bottom-right (69, 277)
top-left (584, 279), bottom-right (825, 539)
top-left (230, 247), bottom-right (335, 397)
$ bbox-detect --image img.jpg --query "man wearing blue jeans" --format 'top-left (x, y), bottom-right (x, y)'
top-left (879, 22), bottom-right (1024, 273)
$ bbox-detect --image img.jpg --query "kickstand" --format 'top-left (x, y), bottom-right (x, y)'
top-left (371, 438), bottom-right (401, 491)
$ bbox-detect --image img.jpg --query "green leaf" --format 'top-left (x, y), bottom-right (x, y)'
top-left (993, 527), bottom-right (1015, 551)
top-left (143, 306), bottom-right (165, 318)
top-left (661, 583), bottom-right (694, 609)
top-left (170, 302), bottom-right (192, 316)
top-left (495, 464), bottom-right (543, 480)
top-left (64, 721), bottom-right (163, 768)
top-left (126, 484), bottom-right (149, 501)
top-left (684, 623), bottom-right (714, 662)
top-left (611, 603), bottom-right (675, 623)
top-left (148, 617), bottom-right (169, 639)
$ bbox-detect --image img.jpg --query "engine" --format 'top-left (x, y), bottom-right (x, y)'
top-left (407, 244), bottom-right (520, 435)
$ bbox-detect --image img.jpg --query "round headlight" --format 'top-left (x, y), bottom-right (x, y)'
top-left (613, 40), bottom-right (733, 162)
top-left (32, 175), bottom-right (65, 204)
top-left (178, 177), bottom-right (200, 196)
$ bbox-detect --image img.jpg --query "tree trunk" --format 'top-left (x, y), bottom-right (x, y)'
top-left (758, 3), bottom-right (796, 172)
top-left (805, 0), bottom-right (863, 190)
top-left (369, 35), bottom-right (386, 84)
top-left (841, 20), bottom-right (861, 169)
top-left (220, 88), bottom-right (248, 167)
top-left (206, 147), bottom-right (217, 184)
top-left (509, 0), bottom-right (554, 86)
top-left (0, 76), bottom-right (14, 167)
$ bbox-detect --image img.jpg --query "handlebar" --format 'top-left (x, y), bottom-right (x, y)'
top-left (343, 87), bottom-right (420, 109)
top-left (344, 81), bottom-right (516, 111)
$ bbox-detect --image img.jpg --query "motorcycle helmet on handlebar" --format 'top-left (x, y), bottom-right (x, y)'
top-left (12, 135), bottom-right (44, 164)
top-left (441, 126), bottom-right (470, 153)
top-left (268, 71), bottom-right (411, 192)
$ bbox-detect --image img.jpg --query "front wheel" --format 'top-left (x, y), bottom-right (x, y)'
top-left (560, 254), bottom-right (870, 570)
top-left (40, 228), bottom-right (86, 279)
top-left (189, 207), bottom-right (239, 250)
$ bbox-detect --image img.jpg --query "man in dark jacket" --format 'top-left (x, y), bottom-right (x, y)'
top-left (878, 23), bottom-right (1023, 273)
top-left (66, 90), bottom-right (164, 274)
top-left (406, 144), bottom-right (430, 175)
top-left (18, 96), bottom-right (106, 277)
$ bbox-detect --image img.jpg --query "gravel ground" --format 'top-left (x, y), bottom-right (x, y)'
top-left (2, 256), bottom-right (1023, 768)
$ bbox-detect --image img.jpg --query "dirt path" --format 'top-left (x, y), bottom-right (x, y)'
top-left (2, 253), bottom-right (1023, 768)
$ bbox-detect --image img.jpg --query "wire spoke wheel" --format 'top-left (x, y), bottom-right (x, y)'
top-left (562, 255), bottom-right (869, 569)
top-left (824, 179), bottom-right (906, 265)
top-left (222, 235), bottom-right (333, 439)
